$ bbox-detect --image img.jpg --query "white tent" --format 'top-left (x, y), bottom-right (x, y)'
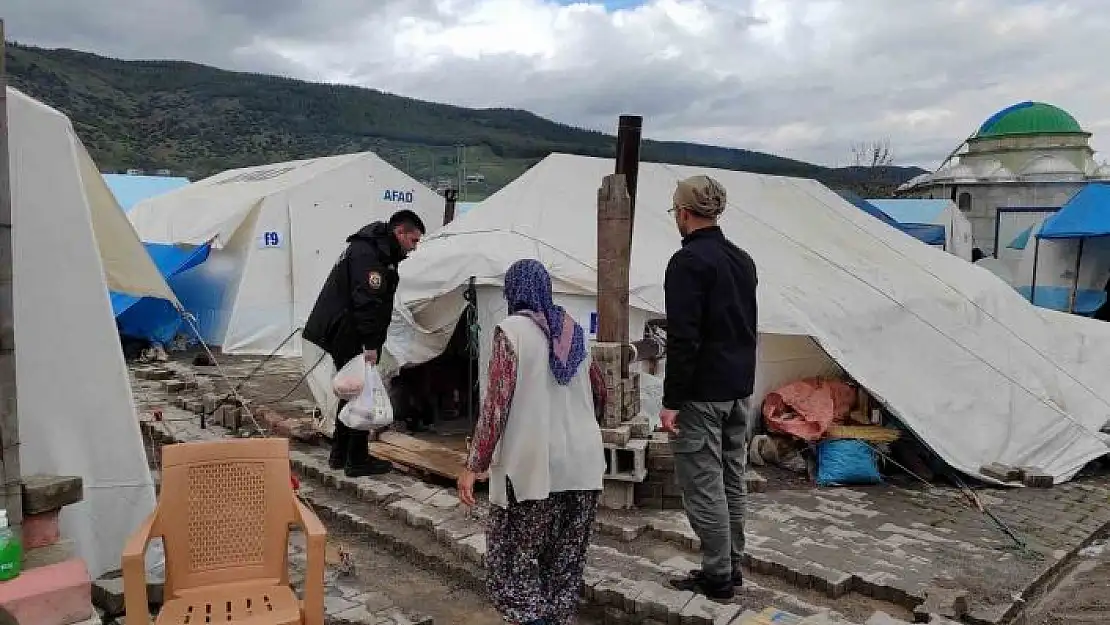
top-left (1015, 218), bottom-right (1110, 315)
top-left (8, 87), bottom-right (171, 577)
top-left (129, 152), bottom-right (445, 356)
top-left (379, 153), bottom-right (1110, 483)
top-left (868, 199), bottom-right (975, 261)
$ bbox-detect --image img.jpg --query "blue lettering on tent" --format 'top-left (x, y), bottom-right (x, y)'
top-left (382, 189), bottom-right (415, 203)
top-left (589, 311), bottom-right (598, 335)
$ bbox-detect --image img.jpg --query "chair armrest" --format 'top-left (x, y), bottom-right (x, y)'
top-left (294, 497), bottom-right (327, 625)
top-left (122, 513), bottom-right (157, 625)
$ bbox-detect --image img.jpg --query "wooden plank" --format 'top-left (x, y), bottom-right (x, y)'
top-left (369, 439), bottom-right (465, 481)
top-left (379, 431), bottom-right (467, 459)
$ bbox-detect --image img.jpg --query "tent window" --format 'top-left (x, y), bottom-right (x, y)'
top-left (958, 192), bottom-right (972, 212)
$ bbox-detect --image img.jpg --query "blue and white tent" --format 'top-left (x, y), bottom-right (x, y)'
top-left (103, 174), bottom-right (190, 212)
top-left (1016, 184), bottom-right (1110, 315)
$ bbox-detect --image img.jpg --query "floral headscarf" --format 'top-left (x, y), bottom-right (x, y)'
top-left (503, 259), bottom-right (587, 385)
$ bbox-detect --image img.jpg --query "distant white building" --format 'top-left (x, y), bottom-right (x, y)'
top-left (897, 101), bottom-right (1110, 270)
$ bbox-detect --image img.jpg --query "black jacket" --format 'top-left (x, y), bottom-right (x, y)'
top-left (302, 222), bottom-right (406, 364)
top-left (662, 226), bottom-right (758, 409)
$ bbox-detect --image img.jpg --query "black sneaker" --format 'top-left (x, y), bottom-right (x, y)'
top-left (345, 457), bottom-right (392, 477)
top-left (668, 570), bottom-right (737, 601)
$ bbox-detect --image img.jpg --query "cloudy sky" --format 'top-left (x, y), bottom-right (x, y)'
top-left (7, 0), bottom-right (1110, 168)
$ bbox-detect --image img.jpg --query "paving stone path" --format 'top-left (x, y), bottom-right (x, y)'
top-left (132, 357), bottom-right (1110, 625)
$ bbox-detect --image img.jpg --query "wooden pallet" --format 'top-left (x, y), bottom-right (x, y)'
top-left (369, 431), bottom-right (467, 481)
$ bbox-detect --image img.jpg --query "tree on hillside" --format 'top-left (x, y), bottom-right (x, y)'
top-left (847, 138), bottom-right (899, 198)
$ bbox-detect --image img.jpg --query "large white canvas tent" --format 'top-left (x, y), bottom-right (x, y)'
top-left (8, 87), bottom-right (171, 577)
top-left (379, 153), bottom-right (1110, 483)
top-left (868, 199), bottom-right (975, 261)
top-left (129, 152), bottom-right (444, 356)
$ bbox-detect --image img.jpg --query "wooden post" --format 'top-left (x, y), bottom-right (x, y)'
top-left (0, 19), bottom-right (23, 537)
top-left (615, 115), bottom-right (642, 244)
top-left (442, 188), bottom-right (459, 226)
top-left (597, 174), bottom-right (631, 375)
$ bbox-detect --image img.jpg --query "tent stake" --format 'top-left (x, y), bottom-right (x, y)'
top-left (0, 19), bottom-right (23, 539)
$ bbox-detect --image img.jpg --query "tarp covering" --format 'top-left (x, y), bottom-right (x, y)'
top-left (103, 174), bottom-right (190, 212)
top-left (836, 192), bottom-right (951, 251)
top-left (8, 87), bottom-right (161, 577)
top-left (1017, 217), bottom-right (1110, 315)
top-left (1039, 183), bottom-right (1110, 239)
top-left (869, 198), bottom-right (974, 260)
top-left (390, 153), bottom-right (1110, 483)
top-left (112, 243), bottom-right (212, 343)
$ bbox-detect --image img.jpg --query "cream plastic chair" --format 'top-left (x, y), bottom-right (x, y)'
top-left (123, 438), bottom-right (326, 625)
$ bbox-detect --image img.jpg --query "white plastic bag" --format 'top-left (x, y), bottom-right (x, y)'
top-left (332, 355), bottom-right (367, 401)
top-left (336, 357), bottom-right (394, 430)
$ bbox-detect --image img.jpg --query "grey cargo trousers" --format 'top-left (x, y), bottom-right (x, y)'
top-left (672, 398), bottom-right (752, 581)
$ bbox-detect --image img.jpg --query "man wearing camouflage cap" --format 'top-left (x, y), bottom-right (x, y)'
top-left (659, 175), bottom-right (758, 601)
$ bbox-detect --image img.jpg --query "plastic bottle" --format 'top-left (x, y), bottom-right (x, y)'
top-left (0, 509), bottom-right (22, 581)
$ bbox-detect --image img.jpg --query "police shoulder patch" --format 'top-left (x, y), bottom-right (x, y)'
top-left (368, 271), bottom-right (383, 290)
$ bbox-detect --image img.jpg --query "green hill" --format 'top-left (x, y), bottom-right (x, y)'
top-left (5, 42), bottom-right (924, 199)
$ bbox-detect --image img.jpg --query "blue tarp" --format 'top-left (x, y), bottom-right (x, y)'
top-left (1010, 225), bottom-right (1034, 250)
top-left (835, 191), bottom-right (947, 247)
top-left (112, 243), bottom-right (210, 343)
top-left (102, 174), bottom-right (190, 212)
top-left (1039, 183), bottom-right (1110, 239)
top-left (1015, 286), bottom-right (1107, 316)
top-left (867, 199), bottom-right (949, 225)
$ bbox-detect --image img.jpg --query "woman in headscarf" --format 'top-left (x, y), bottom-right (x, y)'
top-left (457, 259), bottom-right (607, 625)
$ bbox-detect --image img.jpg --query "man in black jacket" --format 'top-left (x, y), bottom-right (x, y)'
top-left (303, 210), bottom-right (426, 477)
top-left (659, 175), bottom-right (758, 601)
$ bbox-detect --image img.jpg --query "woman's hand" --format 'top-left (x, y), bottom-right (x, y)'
top-left (457, 469), bottom-right (486, 506)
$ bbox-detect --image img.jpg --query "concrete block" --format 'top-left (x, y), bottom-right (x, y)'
top-left (183, 399), bottom-right (204, 414)
top-left (201, 393), bottom-right (219, 415)
top-left (161, 380), bottom-right (186, 393)
top-left (23, 510), bottom-right (60, 549)
top-left (604, 438), bottom-right (648, 481)
top-left (919, 586), bottom-right (969, 619)
top-left (632, 579), bottom-right (694, 623)
top-left (649, 433), bottom-right (673, 456)
top-left (679, 593), bottom-right (742, 625)
top-left (648, 453), bottom-right (676, 472)
top-left (601, 426), bottom-right (632, 446)
top-left (745, 471), bottom-right (767, 494)
top-left (91, 577), bottom-right (125, 618)
top-left (1020, 467), bottom-right (1054, 488)
top-left (0, 558), bottom-right (93, 625)
top-left (457, 533), bottom-right (487, 565)
top-left (21, 475), bottom-right (83, 515)
top-left (22, 538), bottom-right (74, 571)
top-left (979, 463), bottom-right (1020, 482)
top-left (213, 405), bottom-right (242, 429)
top-left (600, 481), bottom-right (635, 510)
top-left (626, 415), bottom-right (653, 439)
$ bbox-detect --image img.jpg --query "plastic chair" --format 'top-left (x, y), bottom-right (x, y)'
top-left (122, 438), bottom-right (326, 625)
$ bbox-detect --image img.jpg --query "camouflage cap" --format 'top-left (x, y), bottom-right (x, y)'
top-left (673, 175), bottom-right (727, 218)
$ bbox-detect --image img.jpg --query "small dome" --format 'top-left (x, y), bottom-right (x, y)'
top-left (897, 172), bottom-right (932, 191)
top-left (975, 159), bottom-right (1015, 180)
top-left (1018, 154), bottom-right (1082, 176)
top-left (976, 101), bottom-right (1086, 138)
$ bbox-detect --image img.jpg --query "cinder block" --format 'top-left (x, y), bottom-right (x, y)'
top-left (202, 393), bottom-right (219, 415)
top-left (601, 426), bottom-right (632, 446)
top-left (213, 405), bottom-right (242, 429)
top-left (23, 510), bottom-right (61, 550)
top-left (625, 415), bottom-right (652, 439)
top-left (184, 399), bottom-right (204, 414)
top-left (138, 368), bottom-right (174, 381)
top-left (602, 400), bottom-right (623, 429)
top-left (980, 463), bottom-right (1021, 482)
top-left (600, 481), bottom-right (635, 510)
top-left (603, 439), bottom-right (648, 482)
top-left (161, 380), bottom-right (186, 393)
top-left (1020, 467), bottom-right (1053, 488)
top-left (648, 432), bottom-right (673, 456)
top-left (0, 558), bottom-right (93, 625)
top-left (21, 475), bottom-right (83, 515)
top-left (647, 453), bottom-right (675, 472)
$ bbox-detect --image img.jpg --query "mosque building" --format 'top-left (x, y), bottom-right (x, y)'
top-left (895, 101), bottom-right (1110, 266)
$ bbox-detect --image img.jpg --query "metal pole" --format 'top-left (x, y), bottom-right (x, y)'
top-left (442, 188), bottom-right (459, 226)
top-left (1030, 237), bottom-right (1040, 305)
top-left (0, 19), bottom-right (23, 538)
top-left (1069, 238), bottom-right (1085, 314)
top-left (614, 115), bottom-right (643, 244)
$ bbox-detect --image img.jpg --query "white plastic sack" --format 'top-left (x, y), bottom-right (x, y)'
top-left (334, 357), bottom-right (394, 430)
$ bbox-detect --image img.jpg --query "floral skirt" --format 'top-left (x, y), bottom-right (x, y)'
top-left (486, 484), bottom-right (600, 625)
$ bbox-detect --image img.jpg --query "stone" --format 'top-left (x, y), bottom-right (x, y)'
top-left (355, 591), bottom-right (395, 614)
top-left (21, 475), bottom-right (83, 515)
top-left (161, 380), bottom-right (186, 393)
top-left (457, 533), bottom-right (487, 565)
top-left (678, 594), bottom-right (742, 625)
top-left (601, 426), bottom-right (633, 446)
top-left (91, 577), bottom-right (125, 617)
top-left (333, 605), bottom-right (376, 624)
top-left (919, 586), bottom-right (969, 619)
top-left (979, 463), bottom-right (1020, 482)
top-left (424, 491), bottom-right (460, 510)
top-left (399, 482), bottom-right (442, 504)
top-left (632, 580), bottom-right (694, 623)
top-left (23, 510), bottom-right (61, 550)
top-left (202, 393), bottom-right (219, 415)
top-left (22, 538), bottom-right (75, 571)
top-left (357, 481), bottom-right (400, 504)
top-left (0, 558), bottom-right (93, 625)
top-left (865, 612), bottom-right (913, 625)
top-left (325, 595), bottom-right (358, 615)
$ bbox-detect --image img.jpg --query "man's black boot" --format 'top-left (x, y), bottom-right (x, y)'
top-left (345, 456), bottom-right (392, 477)
top-left (668, 570), bottom-right (736, 601)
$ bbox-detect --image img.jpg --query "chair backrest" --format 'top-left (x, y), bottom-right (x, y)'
top-left (157, 438), bottom-right (296, 596)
